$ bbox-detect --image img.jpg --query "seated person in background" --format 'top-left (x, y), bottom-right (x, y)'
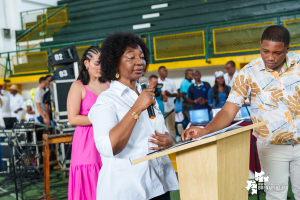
top-left (187, 70), bottom-right (211, 111)
top-left (148, 75), bottom-right (167, 115)
top-left (174, 89), bottom-right (188, 142)
top-left (208, 71), bottom-right (231, 109)
top-left (24, 88), bottom-right (38, 122)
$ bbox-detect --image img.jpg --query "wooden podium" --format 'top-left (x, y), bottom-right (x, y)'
top-left (132, 121), bottom-right (268, 200)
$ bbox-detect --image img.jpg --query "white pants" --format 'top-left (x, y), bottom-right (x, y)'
top-left (2, 111), bottom-right (11, 118)
top-left (257, 142), bottom-right (300, 200)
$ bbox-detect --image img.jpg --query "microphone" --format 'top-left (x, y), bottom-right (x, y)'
top-left (138, 76), bottom-right (156, 119)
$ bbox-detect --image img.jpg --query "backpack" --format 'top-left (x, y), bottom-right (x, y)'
top-left (189, 81), bottom-right (210, 98)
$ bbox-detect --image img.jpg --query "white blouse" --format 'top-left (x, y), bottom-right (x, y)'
top-left (88, 80), bottom-right (179, 200)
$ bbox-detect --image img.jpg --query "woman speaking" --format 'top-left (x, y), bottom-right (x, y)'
top-left (88, 32), bottom-right (179, 200)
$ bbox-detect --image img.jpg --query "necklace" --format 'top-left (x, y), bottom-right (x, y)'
top-left (266, 62), bottom-right (288, 72)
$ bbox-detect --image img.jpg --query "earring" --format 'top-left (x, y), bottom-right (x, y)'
top-left (115, 72), bottom-right (120, 79)
top-left (86, 66), bottom-right (89, 70)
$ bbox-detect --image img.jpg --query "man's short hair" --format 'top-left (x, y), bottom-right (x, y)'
top-left (46, 75), bottom-right (54, 82)
top-left (45, 75), bottom-right (52, 79)
top-left (261, 25), bottom-right (290, 47)
top-left (226, 61), bottom-right (236, 68)
top-left (185, 69), bottom-right (193, 77)
top-left (39, 77), bottom-right (46, 84)
top-left (158, 66), bottom-right (166, 71)
top-left (194, 70), bottom-right (201, 75)
top-left (149, 75), bottom-right (158, 80)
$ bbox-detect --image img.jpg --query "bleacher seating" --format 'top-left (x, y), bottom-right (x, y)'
top-left (42, 0), bottom-right (300, 47)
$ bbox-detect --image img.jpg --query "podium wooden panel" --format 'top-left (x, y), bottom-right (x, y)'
top-left (132, 121), bottom-right (268, 200)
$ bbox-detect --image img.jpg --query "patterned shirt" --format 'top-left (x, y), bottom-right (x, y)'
top-left (227, 51), bottom-right (300, 145)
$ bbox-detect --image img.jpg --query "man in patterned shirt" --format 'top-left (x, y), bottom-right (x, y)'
top-left (181, 25), bottom-right (300, 199)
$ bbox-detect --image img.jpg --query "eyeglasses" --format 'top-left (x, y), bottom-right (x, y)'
top-left (225, 67), bottom-right (232, 70)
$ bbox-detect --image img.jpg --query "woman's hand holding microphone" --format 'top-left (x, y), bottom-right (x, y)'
top-left (131, 88), bottom-right (156, 115)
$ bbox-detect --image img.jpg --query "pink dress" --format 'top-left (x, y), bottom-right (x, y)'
top-left (68, 81), bottom-right (108, 200)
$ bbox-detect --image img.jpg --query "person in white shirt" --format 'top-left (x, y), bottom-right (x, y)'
top-left (24, 88), bottom-right (38, 123)
top-left (0, 83), bottom-right (7, 127)
top-left (0, 110), bottom-right (4, 127)
top-left (9, 84), bottom-right (24, 121)
top-left (0, 81), bottom-right (11, 118)
top-left (224, 61), bottom-right (238, 88)
top-left (158, 66), bottom-right (177, 140)
top-left (34, 77), bottom-right (49, 125)
top-left (88, 32), bottom-right (178, 200)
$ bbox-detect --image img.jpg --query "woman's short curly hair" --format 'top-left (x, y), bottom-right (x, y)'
top-left (100, 32), bottom-right (150, 82)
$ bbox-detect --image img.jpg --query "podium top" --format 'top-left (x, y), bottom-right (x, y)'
top-left (132, 120), bottom-right (268, 165)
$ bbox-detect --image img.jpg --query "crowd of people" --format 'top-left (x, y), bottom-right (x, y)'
top-left (147, 60), bottom-right (238, 142)
top-left (0, 75), bottom-right (54, 127)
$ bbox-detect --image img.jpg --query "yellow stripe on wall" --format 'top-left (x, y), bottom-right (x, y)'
top-left (2, 50), bottom-right (300, 85)
top-left (0, 74), bottom-right (51, 85)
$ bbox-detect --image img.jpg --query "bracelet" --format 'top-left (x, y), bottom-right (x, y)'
top-left (132, 112), bottom-right (140, 121)
top-left (194, 100), bottom-right (197, 104)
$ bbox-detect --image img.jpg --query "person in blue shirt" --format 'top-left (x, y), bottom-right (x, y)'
top-left (180, 69), bottom-right (194, 122)
top-left (148, 75), bottom-right (167, 115)
top-left (208, 71), bottom-right (231, 109)
top-left (174, 89), bottom-right (189, 142)
top-left (187, 70), bottom-right (211, 111)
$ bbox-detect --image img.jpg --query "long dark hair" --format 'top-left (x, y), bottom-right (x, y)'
top-left (213, 78), bottom-right (230, 105)
top-left (77, 46), bottom-right (101, 85)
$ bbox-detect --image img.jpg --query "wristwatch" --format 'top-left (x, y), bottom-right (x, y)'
top-left (194, 100), bottom-right (197, 104)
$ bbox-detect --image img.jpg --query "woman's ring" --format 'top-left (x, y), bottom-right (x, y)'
top-left (160, 147), bottom-right (163, 149)
top-left (153, 96), bottom-right (155, 100)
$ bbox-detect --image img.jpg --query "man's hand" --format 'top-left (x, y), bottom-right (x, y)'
top-left (161, 91), bottom-right (166, 96)
top-left (199, 98), bottom-right (207, 105)
top-left (196, 97), bottom-right (202, 103)
top-left (165, 91), bottom-right (171, 97)
top-left (43, 117), bottom-right (51, 125)
top-left (181, 127), bottom-right (209, 141)
top-left (14, 110), bottom-right (18, 114)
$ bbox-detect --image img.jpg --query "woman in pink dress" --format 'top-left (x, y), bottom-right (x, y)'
top-left (67, 46), bottom-right (109, 200)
